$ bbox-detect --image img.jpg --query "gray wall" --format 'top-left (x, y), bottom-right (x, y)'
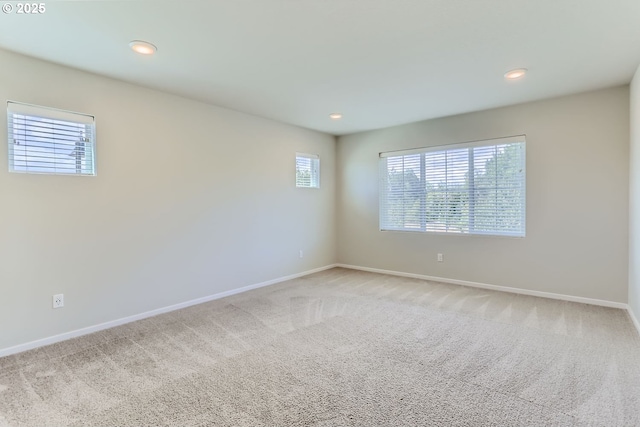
top-left (337, 87), bottom-right (629, 303)
top-left (629, 66), bottom-right (640, 320)
top-left (0, 49), bottom-right (336, 351)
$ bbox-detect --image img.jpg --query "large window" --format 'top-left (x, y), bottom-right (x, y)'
top-left (7, 101), bottom-right (96, 175)
top-left (379, 136), bottom-right (525, 237)
top-left (296, 153), bottom-right (319, 188)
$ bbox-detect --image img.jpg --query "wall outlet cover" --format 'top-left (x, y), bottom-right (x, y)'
top-left (53, 294), bottom-right (64, 309)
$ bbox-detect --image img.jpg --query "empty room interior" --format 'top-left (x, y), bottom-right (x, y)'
top-left (1, 1), bottom-right (640, 426)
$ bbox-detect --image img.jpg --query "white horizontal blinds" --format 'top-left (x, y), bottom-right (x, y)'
top-left (379, 153), bottom-right (424, 230)
top-left (425, 147), bottom-right (470, 233)
top-left (471, 143), bottom-right (526, 236)
top-left (380, 136), bottom-right (525, 237)
top-left (296, 153), bottom-right (320, 188)
top-left (7, 101), bottom-right (95, 175)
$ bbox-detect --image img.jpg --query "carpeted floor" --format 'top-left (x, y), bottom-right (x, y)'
top-left (1, 268), bottom-right (639, 426)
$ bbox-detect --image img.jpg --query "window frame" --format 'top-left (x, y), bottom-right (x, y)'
top-left (379, 135), bottom-right (526, 237)
top-left (295, 152), bottom-right (320, 189)
top-left (7, 101), bottom-right (96, 176)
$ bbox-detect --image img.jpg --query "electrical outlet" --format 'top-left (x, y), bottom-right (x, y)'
top-left (53, 294), bottom-right (64, 309)
top-left (437, 253), bottom-right (443, 262)
top-left (299, 250), bottom-right (304, 259)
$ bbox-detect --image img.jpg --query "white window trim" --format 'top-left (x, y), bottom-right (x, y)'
top-left (7, 101), bottom-right (96, 176)
top-left (379, 135), bottom-right (526, 237)
top-left (296, 152), bottom-right (320, 188)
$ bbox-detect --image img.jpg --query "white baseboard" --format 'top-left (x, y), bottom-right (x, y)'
top-left (628, 307), bottom-right (640, 337)
top-left (0, 264), bottom-right (338, 358)
top-left (336, 264), bottom-right (628, 309)
top-left (2, 263), bottom-right (632, 358)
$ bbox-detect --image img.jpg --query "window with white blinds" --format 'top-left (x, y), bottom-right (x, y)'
top-left (296, 153), bottom-right (320, 188)
top-left (7, 101), bottom-right (96, 175)
top-left (379, 136), bottom-right (526, 237)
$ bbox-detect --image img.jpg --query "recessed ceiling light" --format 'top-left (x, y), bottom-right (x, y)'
top-left (129, 40), bottom-right (157, 55)
top-left (504, 68), bottom-right (527, 80)
top-left (329, 113), bottom-right (343, 120)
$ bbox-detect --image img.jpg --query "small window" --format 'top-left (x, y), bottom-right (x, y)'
top-left (7, 101), bottom-right (96, 176)
top-left (379, 136), bottom-right (526, 237)
top-left (296, 153), bottom-right (319, 188)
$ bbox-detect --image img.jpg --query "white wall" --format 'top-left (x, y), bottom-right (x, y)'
top-left (629, 66), bottom-right (640, 321)
top-left (337, 87), bottom-right (629, 303)
top-left (0, 49), bottom-right (336, 351)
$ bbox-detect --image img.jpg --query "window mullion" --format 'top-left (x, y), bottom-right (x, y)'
top-left (468, 148), bottom-right (475, 233)
top-left (420, 153), bottom-right (426, 231)
top-left (444, 151), bottom-right (449, 232)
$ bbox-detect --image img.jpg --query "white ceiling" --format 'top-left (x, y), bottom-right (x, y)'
top-left (1, 0), bottom-right (639, 135)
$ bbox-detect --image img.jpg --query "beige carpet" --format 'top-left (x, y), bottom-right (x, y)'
top-left (1, 268), bottom-right (639, 426)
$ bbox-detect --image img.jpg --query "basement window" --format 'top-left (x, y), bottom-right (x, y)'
top-left (7, 101), bottom-right (96, 175)
top-left (379, 136), bottom-right (526, 237)
top-left (296, 153), bottom-right (320, 188)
